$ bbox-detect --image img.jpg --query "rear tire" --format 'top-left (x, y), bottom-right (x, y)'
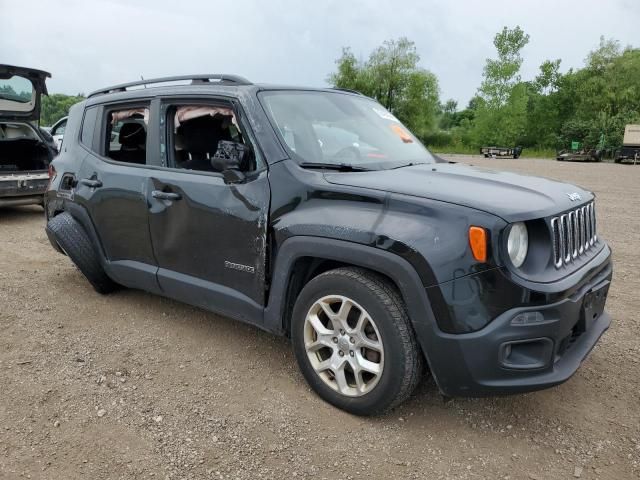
top-left (47, 212), bottom-right (118, 294)
top-left (292, 267), bottom-right (423, 415)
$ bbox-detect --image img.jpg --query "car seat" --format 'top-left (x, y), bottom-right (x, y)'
top-left (116, 122), bottom-right (147, 164)
top-left (180, 114), bottom-right (232, 172)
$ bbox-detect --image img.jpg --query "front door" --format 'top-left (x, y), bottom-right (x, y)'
top-left (147, 98), bottom-right (270, 325)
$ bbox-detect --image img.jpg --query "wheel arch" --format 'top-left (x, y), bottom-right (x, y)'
top-left (263, 236), bottom-right (440, 368)
top-left (58, 202), bottom-right (109, 263)
top-left (45, 202), bottom-right (103, 256)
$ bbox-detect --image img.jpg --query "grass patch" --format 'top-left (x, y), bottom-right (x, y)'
top-left (429, 145), bottom-right (477, 155)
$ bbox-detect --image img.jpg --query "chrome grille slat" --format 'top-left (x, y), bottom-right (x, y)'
top-left (580, 206), bottom-right (589, 253)
top-left (578, 207), bottom-right (584, 254)
top-left (591, 203), bottom-right (597, 243)
top-left (589, 205), bottom-right (596, 246)
top-left (551, 217), bottom-right (562, 268)
top-left (550, 201), bottom-right (597, 268)
top-left (584, 204), bottom-right (593, 250)
top-left (569, 211), bottom-right (578, 259)
top-left (560, 214), bottom-right (570, 263)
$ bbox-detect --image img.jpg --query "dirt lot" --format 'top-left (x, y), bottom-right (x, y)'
top-left (1, 157), bottom-right (639, 480)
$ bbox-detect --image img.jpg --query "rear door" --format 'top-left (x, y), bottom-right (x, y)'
top-left (145, 96), bottom-right (270, 325)
top-left (73, 100), bottom-right (161, 293)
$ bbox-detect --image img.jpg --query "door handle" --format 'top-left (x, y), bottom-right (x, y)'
top-left (152, 190), bottom-right (182, 201)
top-left (79, 178), bottom-right (102, 188)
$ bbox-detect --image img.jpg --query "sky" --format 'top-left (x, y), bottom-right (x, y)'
top-left (2, 0), bottom-right (639, 107)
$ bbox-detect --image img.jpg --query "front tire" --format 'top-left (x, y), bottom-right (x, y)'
top-left (292, 267), bottom-right (423, 415)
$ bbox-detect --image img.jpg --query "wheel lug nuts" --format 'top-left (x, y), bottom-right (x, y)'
top-left (349, 351), bottom-right (354, 357)
top-left (340, 329), bottom-right (345, 335)
top-left (349, 337), bottom-right (355, 344)
top-left (332, 337), bottom-right (338, 343)
top-left (339, 351), bottom-right (344, 357)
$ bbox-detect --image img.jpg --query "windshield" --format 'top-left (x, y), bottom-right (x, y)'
top-left (259, 90), bottom-right (436, 170)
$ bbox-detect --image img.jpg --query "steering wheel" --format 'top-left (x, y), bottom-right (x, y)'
top-left (331, 146), bottom-right (361, 162)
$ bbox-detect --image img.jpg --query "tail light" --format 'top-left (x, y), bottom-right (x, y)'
top-left (47, 164), bottom-right (56, 188)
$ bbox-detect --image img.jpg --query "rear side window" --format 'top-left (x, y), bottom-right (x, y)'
top-left (102, 106), bottom-right (150, 165)
top-left (80, 108), bottom-right (98, 147)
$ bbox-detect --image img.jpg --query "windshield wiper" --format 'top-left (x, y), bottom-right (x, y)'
top-left (298, 162), bottom-right (372, 172)
top-left (390, 162), bottom-right (429, 170)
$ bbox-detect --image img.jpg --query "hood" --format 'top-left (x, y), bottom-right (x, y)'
top-left (0, 64), bottom-right (50, 122)
top-left (324, 163), bottom-right (593, 222)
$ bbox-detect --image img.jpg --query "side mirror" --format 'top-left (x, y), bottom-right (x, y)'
top-left (212, 140), bottom-right (247, 183)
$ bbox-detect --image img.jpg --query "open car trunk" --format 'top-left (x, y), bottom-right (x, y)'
top-left (0, 121), bottom-right (53, 207)
top-left (0, 124), bottom-right (51, 173)
top-left (0, 65), bottom-right (53, 173)
top-left (0, 154), bottom-right (51, 206)
top-left (0, 65), bottom-right (53, 207)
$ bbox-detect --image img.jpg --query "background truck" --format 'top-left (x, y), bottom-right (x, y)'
top-left (615, 124), bottom-right (640, 164)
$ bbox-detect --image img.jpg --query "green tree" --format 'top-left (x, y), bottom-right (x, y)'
top-left (329, 38), bottom-right (440, 138)
top-left (41, 93), bottom-right (85, 126)
top-left (438, 99), bottom-right (459, 130)
top-left (523, 59), bottom-right (563, 148)
top-left (472, 26), bottom-right (530, 146)
top-left (479, 26), bottom-right (530, 108)
top-left (534, 59), bottom-right (561, 94)
top-left (556, 39), bottom-right (640, 149)
top-left (585, 36), bottom-right (622, 72)
top-left (328, 31), bottom-right (640, 153)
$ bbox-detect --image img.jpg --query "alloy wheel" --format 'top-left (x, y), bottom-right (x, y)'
top-left (303, 295), bottom-right (384, 397)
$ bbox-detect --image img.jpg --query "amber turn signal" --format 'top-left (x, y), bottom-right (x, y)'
top-left (469, 226), bottom-right (487, 262)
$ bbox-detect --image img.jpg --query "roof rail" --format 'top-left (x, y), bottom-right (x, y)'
top-left (88, 74), bottom-right (252, 98)
top-left (331, 87), bottom-right (363, 96)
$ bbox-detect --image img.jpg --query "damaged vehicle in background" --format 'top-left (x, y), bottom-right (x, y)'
top-left (48, 115), bottom-right (68, 151)
top-left (0, 65), bottom-right (57, 208)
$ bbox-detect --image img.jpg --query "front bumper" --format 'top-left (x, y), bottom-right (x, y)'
top-left (422, 244), bottom-right (612, 397)
top-left (0, 172), bottom-right (49, 207)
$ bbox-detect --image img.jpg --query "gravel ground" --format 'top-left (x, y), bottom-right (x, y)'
top-left (0, 156), bottom-right (638, 480)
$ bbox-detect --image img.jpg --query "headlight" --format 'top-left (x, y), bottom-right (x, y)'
top-left (507, 222), bottom-right (528, 268)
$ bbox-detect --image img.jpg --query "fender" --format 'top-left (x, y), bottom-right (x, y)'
top-left (263, 236), bottom-right (443, 381)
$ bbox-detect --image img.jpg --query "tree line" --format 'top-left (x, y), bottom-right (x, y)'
top-left (18, 27), bottom-right (640, 154)
top-left (0, 84), bottom-right (85, 127)
top-left (330, 28), bottom-right (640, 154)
top-left (41, 94), bottom-right (86, 126)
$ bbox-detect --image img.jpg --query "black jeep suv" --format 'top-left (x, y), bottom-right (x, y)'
top-left (45, 75), bottom-right (612, 415)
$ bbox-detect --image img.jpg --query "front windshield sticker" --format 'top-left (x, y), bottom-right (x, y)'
top-left (390, 124), bottom-right (413, 143)
top-left (372, 107), bottom-right (399, 122)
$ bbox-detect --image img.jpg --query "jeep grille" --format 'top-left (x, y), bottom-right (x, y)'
top-left (550, 202), bottom-right (597, 268)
